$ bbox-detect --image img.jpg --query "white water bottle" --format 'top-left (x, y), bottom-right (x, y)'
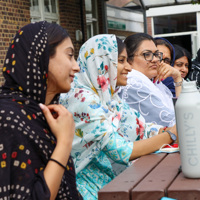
top-left (175, 81), bottom-right (200, 178)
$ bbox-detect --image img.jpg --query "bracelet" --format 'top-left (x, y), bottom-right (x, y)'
top-left (49, 158), bottom-right (66, 170)
top-left (162, 126), bottom-right (168, 132)
top-left (173, 80), bottom-right (183, 87)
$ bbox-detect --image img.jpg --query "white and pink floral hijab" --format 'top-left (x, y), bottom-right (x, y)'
top-left (74, 34), bottom-right (119, 107)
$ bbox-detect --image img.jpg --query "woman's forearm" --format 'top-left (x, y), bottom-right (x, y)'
top-left (174, 77), bottom-right (183, 97)
top-left (43, 140), bottom-right (72, 200)
top-left (129, 131), bottom-right (172, 160)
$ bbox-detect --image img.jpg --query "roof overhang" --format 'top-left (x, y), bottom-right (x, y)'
top-left (128, 0), bottom-right (200, 10)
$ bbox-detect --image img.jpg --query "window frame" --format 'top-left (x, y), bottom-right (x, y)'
top-left (85, 0), bottom-right (99, 39)
top-left (30, 0), bottom-right (59, 23)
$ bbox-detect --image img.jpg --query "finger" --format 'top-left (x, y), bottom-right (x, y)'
top-left (39, 103), bottom-right (55, 124)
top-left (153, 76), bottom-right (158, 83)
top-left (45, 105), bottom-right (60, 117)
top-left (154, 72), bottom-right (163, 83)
top-left (47, 104), bottom-right (66, 112)
top-left (47, 104), bottom-right (70, 119)
top-left (158, 62), bottom-right (167, 72)
top-left (158, 66), bottom-right (169, 81)
top-left (157, 62), bottom-right (163, 72)
top-left (46, 104), bottom-right (65, 115)
top-left (158, 72), bottom-right (167, 82)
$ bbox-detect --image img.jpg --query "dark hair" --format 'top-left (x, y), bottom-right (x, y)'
top-left (174, 44), bottom-right (192, 79)
top-left (116, 37), bottom-right (125, 55)
top-left (46, 22), bottom-right (70, 57)
top-left (154, 38), bottom-right (175, 66)
top-left (124, 33), bottom-right (155, 62)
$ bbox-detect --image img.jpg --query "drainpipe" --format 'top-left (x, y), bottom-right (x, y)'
top-left (139, 0), bottom-right (147, 34)
top-left (80, 0), bottom-right (85, 43)
top-left (101, 0), bottom-right (108, 33)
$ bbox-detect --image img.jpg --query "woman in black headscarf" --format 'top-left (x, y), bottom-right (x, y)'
top-left (154, 37), bottom-right (180, 97)
top-left (0, 21), bottom-right (82, 199)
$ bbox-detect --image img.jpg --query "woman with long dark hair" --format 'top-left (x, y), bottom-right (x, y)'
top-left (173, 44), bottom-right (191, 80)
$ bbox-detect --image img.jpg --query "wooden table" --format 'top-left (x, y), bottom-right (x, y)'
top-left (98, 153), bottom-right (200, 200)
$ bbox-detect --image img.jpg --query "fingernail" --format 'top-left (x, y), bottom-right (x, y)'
top-left (161, 79), bottom-right (164, 81)
top-left (39, 103), bottom-right (45, 110)
top-left (157, 81), bottom-right (160, 84)
top-left (153, 79), bottom-right (156, 83)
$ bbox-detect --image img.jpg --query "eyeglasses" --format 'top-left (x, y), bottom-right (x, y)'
top-left (161, 58), bottom-right (171, 65)
top-left (133, 52), bottom-right (163, 62)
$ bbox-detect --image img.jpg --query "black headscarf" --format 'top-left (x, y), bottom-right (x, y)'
top-left (154, 37), bottom-right (176, 97)
top-left (0, 21), bottom-right (82, 200)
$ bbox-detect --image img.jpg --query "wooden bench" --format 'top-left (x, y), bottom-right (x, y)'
top-left (98, 153), bottom-right (200, 200)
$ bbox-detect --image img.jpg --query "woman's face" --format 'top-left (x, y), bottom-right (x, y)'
top-left (129, 40), bottom-right (160, 79)
top-left (48, 37), bottom-right (80, 93)
top-left (157, 44), bottom-right (171, 65)
top-left (116, 48), bottom-right (132, 86)
top-left (174, 56), bottom-right (189, 78)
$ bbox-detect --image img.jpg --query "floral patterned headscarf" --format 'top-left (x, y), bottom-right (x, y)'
top-left (75, 34), bottom-right (119, 106)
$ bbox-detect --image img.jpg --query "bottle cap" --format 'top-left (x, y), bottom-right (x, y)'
top-left (181, 81), bottom-right (198, 93)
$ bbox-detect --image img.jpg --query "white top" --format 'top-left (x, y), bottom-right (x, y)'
top-left (118, 69), bottom-right (176, 127)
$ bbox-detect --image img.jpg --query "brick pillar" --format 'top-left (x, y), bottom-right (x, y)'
top-left (147, 17), bottom-right (152, 36)
top-left (0, 0), bottom-right (31, 86)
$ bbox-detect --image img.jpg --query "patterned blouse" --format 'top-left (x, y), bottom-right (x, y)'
top-left (60, 34), bottom-right (163, 200)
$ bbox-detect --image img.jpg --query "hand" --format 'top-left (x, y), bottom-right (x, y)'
top-left (167, 124), bottom-right (177, 137)
top-left (159, 125), bottom-right (177, 136)
top-left (154, 62), bottom-right (182, 83)
top-left (167, 125), bottom-right (178, 143)
top-left (159, 125), bottom-right (178, 143)
top-left (39, 103), bottom-right (75, 145)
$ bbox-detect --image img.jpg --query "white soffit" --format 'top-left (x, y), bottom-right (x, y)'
top-left (146, 4), bottom-right (200, 17)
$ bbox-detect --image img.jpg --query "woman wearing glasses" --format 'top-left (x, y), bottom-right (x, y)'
top-left (119, 33), bottom-right (182, 127)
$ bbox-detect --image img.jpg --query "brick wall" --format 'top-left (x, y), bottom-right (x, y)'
top-left (59, 0), bottom-right (87, 59)
top-left (0, 0), bottom-right (85, 86)
top-left (147, 17), bottom-right (152, 36)
top-left (0, 0), bottom-right (31, 86)
top-left (0, 0), bottom-right (105, 86)
top-left (59, 0), bottom-right (104, 58)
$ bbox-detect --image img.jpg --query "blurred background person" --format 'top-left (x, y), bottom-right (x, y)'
top-left (188, 48), bottom-right (200, 88)
top-left (173, 44), bottom-right (192, 80)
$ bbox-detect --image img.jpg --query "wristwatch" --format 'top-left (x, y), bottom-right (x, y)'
top-left (166, 130), bottom-right (177, 143)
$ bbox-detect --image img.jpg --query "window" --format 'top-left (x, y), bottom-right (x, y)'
top-left (85, 0), bottom-right (99, 39)
top-left (30, 0), bottom-right (59, 23)
top-left (154, 13), bottom-right (196, 34)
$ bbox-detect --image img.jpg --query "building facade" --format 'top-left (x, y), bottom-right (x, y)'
top-left (0, 0), bottom-right (107, 86)
top-left (106, 1), bottom-right (200, 59)
top-left (107, 4), bottom-right (143, 40)
top-left (146, 4), bottom-right (200, 59)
